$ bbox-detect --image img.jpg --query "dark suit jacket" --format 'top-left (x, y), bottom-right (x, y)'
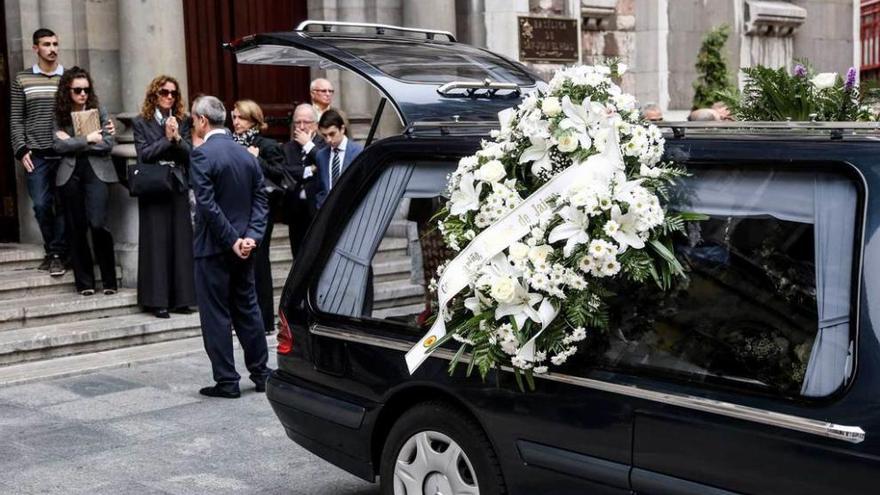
top-left (189, 132), bottom-right (268, 258)
top-left (280, 136), bottom-right (324, 203)
top-left (246, 134), bottom-right (286, 195)
top-left (315, 139), bottom-right (364, 209)
top-left (132, 115), bottom-right (193, 192)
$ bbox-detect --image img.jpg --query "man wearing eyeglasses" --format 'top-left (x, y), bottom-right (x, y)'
top-left (309, 78), bottom-right (335, 119)
top-left (9, 28), bottom-right (68, 277)
top-left (280, 103), bottom-right (325, 257)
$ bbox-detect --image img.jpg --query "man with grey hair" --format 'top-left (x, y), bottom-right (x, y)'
top-left (309, 78), bottom-right (334, 118)
top-left (640, 103), bottom-right (663, 122)
top-left (189, 95), bottom-right (270, 398)
top-left (280, 102), bottom-right (325, 256)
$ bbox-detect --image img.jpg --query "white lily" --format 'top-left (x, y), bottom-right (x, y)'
top-left (559, 95), bottom-right (601, 148)
top-left (548, 205), bottom-right (591, 257)
top-left (449, 173), bottom-right (483, 216)
top-left (609, 204), bottom-right (644, 251)
top-left (495, 283), bottom-right (546, 330)
top-left (464, 289), bottom-right (492, 315)
top-left (519, 136), bottom-right (552, 177)
top-left (613, 177), bottom-right (644, 203)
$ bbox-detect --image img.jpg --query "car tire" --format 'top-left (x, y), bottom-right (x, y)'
top-left (379, 401), bottom-right (506, 495)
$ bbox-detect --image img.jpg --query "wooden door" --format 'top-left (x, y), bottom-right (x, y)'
top-left (182, 0), bottom-right (310, 142)
top-left (0, 5), bottom-right (19, 241)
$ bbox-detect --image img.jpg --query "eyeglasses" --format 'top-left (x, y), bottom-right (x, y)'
top-left (71, 87), bottom-right (91, 95)
top-left (157, 89), bottom-right (179, 98)
top-left (312, 89), bottom-right (334, 94)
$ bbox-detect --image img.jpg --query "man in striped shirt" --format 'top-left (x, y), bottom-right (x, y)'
top-left (9, 28), bottom-right (67, 276)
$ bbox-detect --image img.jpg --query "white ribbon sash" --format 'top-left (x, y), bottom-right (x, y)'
top-left (405, 128), bottom-right (624, 374)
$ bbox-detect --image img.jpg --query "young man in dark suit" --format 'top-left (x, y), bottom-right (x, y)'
top-left (314, 108), bottom-right (364, 209)
top-left (280, 103), bottom-right (325, 257)
top-left (189, 95), bottom-right (270, 398)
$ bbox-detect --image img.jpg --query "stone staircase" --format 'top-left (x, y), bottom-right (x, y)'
top-left (0, 215), bottom-right (425, 382)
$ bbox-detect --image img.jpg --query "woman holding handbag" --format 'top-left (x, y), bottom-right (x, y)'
top-left (52, 67), bottom-right (118, 296)
top-left (132, 75), bottom-right (195, 318)
top-left (231, 99), bottom-right (286, 335)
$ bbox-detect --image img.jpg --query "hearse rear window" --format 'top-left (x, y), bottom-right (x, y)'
top-left (315, 163), bottom-right (859, 399)
top-left (567, 166), bottom-right (860, 399)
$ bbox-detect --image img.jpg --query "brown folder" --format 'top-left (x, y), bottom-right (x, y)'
top-left (72, 109), bottom-right (101, 136)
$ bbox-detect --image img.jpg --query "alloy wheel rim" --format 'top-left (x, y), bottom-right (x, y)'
top-left (393, 430), bottom-right (479, 495)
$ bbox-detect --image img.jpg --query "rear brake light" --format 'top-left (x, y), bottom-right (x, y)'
top-left (277, 310), bottom-right (294, 354)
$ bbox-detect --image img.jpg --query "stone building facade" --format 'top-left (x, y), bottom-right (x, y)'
top-left (1, 0), bottom-right (860, 284)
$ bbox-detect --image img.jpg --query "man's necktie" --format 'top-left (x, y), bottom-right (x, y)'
top-left (330, 148), bottom-right (341, 188)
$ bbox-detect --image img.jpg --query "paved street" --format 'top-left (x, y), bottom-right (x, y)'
top-left (0, 349), bottom-right (380, 495)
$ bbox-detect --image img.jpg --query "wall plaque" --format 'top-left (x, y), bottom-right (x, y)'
top-left (518, 16), bottom-right (579, 63)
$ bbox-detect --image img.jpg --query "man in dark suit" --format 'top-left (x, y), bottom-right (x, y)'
top-left (189, 95), bottom-right (270, 399)
top-left (280, 103), bottom-right (325, 257)
top-left (315, 108), bottom-right (364, 209)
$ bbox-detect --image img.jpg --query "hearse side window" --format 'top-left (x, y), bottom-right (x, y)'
top-left (563, 167), bottom-right (859, 399)
top-left (315, 162), bottom-right (454, 328)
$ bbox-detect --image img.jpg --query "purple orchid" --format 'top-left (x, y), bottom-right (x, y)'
top-left (794, 64), bottom-right (807, 78)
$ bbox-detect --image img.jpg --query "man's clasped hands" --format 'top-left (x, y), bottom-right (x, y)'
top-left (233, 237), bottom-right (257, 259)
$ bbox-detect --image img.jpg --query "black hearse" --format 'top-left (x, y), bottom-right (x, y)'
top-left (230, 21), bottom-right (880, 495)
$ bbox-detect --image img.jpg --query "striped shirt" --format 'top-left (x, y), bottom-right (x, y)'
top-left (9, 64), bottom-right (64, 158)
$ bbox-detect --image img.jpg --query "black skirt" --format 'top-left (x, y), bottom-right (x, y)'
top-left (137, 190), bottom-right (196, 309)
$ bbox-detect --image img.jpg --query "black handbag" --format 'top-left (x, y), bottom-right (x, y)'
top-left (128, 161), bottom-right (175, 197)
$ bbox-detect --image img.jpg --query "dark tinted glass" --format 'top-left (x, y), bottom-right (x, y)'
top-left (559, 167), bottom-right (858, 399)
top-left (314, 37), bottom-right (535, 85)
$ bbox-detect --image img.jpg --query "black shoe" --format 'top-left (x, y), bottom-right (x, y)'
top-left (153, 308), bottom-right (170, 319)
top-left (199, 385), bottom-right (240, 398)
top-left (171, 307), bottom-right (194, 314)
top-left (80, 289), bottom-right (95, 296)
top-left (37, 255), bottom-right (51, 271)
top-left (48, 255), bottom-right (66, 277)
top-left (103, 288), bottom-right (117, 295)
top-left (254, 377), bottom-right (268, 393)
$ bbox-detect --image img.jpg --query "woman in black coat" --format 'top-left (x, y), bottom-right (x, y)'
top-left (231, 99), bottom-right (286, 335)
top-left (132, 75), bottom-right (196, 318)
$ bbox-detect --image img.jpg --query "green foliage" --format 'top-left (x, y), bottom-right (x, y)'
top-left (732, 62), bottom-right (876, 122)
top-left (692, 24), bottom-right (735, 109)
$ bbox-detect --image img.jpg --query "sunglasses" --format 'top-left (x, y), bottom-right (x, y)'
top-left (71, 87), bottom-right (91, 95)
top-left (158, 89), bottom-right (179, 98)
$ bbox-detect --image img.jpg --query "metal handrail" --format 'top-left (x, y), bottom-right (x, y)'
top-left (296, 20), bottom-right (456, 42)
top-left (437, 79), bottom-right (521, 98)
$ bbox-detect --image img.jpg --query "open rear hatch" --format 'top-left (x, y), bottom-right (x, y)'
top-left (227, 21), bottom-right (544, 128)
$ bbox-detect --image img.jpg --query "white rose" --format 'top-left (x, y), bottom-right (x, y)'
top-left (528, 244), bottom-right (553, 264)
top-left (477, 160), bottom-right (506, 183)
top-left (490, 277), bottom-right (518, 304)
top-left (556, 132), bottom-right (579, 153)
top-left (811, 72), bottom-right (837, 90)
top-left (542, 97), bottom-right (562, 117)
top-left (509, 242), bottom-right (529, 260)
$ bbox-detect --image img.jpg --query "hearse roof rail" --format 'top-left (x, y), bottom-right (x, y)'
top-left (659, 121), bottom-right (880, 140)
top-left (295, 20), bottom-right (457, 42)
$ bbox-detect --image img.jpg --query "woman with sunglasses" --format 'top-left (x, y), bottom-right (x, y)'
top-left (231, 99), bottom-right (286, 335)
top-left (131, 75), bottom-right (196, 319)
top-left (52, 66), bottom-right (118, 296)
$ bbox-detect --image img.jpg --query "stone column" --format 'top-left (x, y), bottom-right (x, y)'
top-left (455, 0), bottom-right (486, 47)
top-left (404, 0), bottom-right (456, 34)
top-left (484, 0), bottom-right (529, 60)
top-left (117, 0), bottom-right (189, 113)
top-left (632, 0), bottom-right (669, 113)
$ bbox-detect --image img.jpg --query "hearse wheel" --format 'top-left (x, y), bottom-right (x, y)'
top-left (380, 401), bottom-right (506, 495)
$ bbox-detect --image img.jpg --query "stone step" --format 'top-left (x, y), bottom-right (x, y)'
top-left (0, 289), bottom-right (140, 331)
top-left (373, 237), bottom-right (409, 263)
top-left (0, 266), bottom-right (122, 299)
top-left (373, 258), bottom-right (414, 283)
top-left (0, 312), bottom-right (202, 366)
top-left (373, 280), bottom-right (424, 306)
top-left (0, 243), bottom-right (44, 271)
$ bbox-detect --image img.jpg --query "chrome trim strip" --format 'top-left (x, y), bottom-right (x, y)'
top-left (296, 20), bottom-right (456, 42)
top-left (310, 324), bottom-right (866, 444)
